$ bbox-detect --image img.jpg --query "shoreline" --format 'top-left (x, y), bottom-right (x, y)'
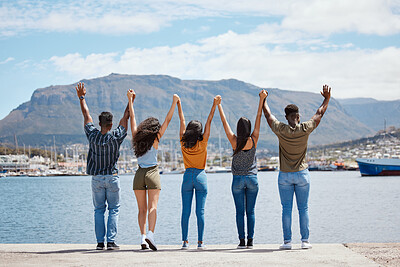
top-left (1, 243), bottom-right (398, 266)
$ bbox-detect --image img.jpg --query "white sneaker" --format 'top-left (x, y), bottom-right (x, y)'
top-left (181, 241), bottom-right (189, 250)
top-left (279, 242), bottom-right (292, 250)
top-left (141, 235), bottom-right (148, 250)
top-left (145, 231), bottom-right (158, 251)
top-left (197, 241), bottom-right (206, 250)
top-left (301, 241), bottom-right (312, 249)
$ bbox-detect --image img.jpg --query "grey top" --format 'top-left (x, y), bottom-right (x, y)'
top-left (84, 122), bottom-right (127, 176)
top-left (231, 137), bottom-right (257, 176)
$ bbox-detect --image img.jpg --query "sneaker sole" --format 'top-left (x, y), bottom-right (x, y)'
top-left (96, 247), bottom-right (105, 250)
top-left (247, 246), bottom-right (254, 249)
top-left (107, 247), bottom-right (120, 250)
top-left (237, 246), bottom-right (247, 249)
top-left (145, 238), bottom-right (158, 251)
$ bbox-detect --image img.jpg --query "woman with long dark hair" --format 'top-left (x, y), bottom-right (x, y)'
top-left (217, 90), bottom-right (267, 249)
top-left (177, 95), bottom-right (221, 250)
top-left (127, 89), bottom-right (179, 251)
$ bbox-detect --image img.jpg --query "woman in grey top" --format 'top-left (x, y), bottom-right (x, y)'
top-left (217, 90), bottom-right (267, 249)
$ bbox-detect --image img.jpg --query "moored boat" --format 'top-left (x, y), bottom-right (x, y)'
top-left (356, 158), bottom-right (400, 176)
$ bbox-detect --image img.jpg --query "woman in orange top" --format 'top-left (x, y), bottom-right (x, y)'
top-left (177, 95), bottom-right (221, 250)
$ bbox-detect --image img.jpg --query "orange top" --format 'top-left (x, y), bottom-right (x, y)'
top-left (180, 137), bottom-right (208, 169)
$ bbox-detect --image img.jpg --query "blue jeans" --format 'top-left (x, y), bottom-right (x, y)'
top-left (278, 169), bottom-right (310, 242)
top-left (181, 168), bottom-right (208, 242)
top-left (92, 175), bottom-right (120, 243)
top-left (232, 175), bottom-right (259, 240)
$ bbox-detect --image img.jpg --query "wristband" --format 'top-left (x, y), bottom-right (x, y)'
top-left (79, 95), bottom-right (85, 100)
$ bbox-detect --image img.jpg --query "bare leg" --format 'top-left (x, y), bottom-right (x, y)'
top-left (134, 190), bottom-right (147, 235)
top-left (147, 189), bottom-right (161, 232)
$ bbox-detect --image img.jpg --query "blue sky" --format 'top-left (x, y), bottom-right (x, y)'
top-left (0, 0), bottom-right (399, 120)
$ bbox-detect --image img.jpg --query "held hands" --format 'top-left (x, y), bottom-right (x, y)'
top-left (173, 94), bottom-right (180, 103)
top-left (75, 82), bottom-right (86, 98)
top-left (259, 90), bottom-right (268, 100)
top-left (127, 89), bottom-right (136, 101)
top-left (214, 95), bottom-right (221, 105)
top-left (321, 85), bottom-right (331, 99)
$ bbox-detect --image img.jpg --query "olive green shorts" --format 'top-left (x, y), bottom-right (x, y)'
top-left (133, 165), bottom-right (161, 190)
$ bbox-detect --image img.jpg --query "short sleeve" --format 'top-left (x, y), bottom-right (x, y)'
top-left (84, 122), bottom-right (97, 140)
top-left (301, 119), bottom-right (317, 134)
top-left (270, 118), bottom-right (282, 135)
top-left (113, 125), bottom-right (127, 143)
top-left (200, 137), bottom-right (208, 148)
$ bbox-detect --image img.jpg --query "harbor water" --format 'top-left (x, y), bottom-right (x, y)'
top-left (0, 171), bottom-right (399, 245)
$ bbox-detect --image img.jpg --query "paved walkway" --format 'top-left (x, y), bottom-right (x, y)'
top-left (0, 243), bottom-right (378, 266)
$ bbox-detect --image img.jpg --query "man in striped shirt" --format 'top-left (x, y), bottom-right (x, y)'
top-left (76, 82), bottom-right (129, 250)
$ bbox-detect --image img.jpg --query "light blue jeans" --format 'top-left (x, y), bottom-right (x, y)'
top-left (278, 169), bottom-right (310, 242)
top-left (232, 175), bottom-right (259, 240)
top-left (92, 175), bottom-right (120, 243)
top-left (181, 168), bottom-right (208, 242)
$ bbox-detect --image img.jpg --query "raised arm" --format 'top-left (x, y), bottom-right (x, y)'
top-left (262, 91), bottom-right (277, 128)
top-left (217, 100), bottom-right (236, 148)
top-left (203, 95), bottom-right (221, 140)
top-left (127, 89), bottom-right (137, 138)
top-left (75, 82), bottom-right (93, 125)
top-left (311, 84), bottom-right (331, 127)
top-left (119, 103), bottom-right (130, 130)
top-left (177, 97), bottom-right (185, 139)
top-left (158, 94), bottom-right (179, 139)
top-left (251, 90), bottom-right (268, 144)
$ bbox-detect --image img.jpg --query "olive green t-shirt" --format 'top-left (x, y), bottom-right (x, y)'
top-left (270, 118), bottom-right (316, 172)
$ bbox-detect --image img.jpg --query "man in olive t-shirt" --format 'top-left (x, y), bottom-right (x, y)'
top-left (262, 85), bottom-right (331, 250)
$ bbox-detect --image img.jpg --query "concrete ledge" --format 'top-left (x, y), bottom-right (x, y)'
top-left (0, 243), bottom-right (378, 266)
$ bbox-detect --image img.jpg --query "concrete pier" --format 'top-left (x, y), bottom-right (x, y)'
top-left (0, 243), bottom-right (388, 266)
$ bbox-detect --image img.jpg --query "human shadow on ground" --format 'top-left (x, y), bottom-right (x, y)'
top-left (20, 247), bottom-right (303, 254)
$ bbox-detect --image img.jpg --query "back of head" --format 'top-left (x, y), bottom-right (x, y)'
top-left (233, 117), bottom-right (251, 156)
top-left (99, 111), bottom-right (113, 128)
top-left (181, 120), bottom-right (203, 149)
top-left (284, 104), bottom-right (300, 126)
top-left (284, 104), bottom-right (299, 117)
top-left (133, 117), bottom-right (161, 157)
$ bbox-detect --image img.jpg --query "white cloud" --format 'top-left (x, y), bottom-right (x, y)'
top-left (0, 0), bottom-right (399, 36)
top-left (281, 0), bottom-right (400, 36)
top-left (0, 57), bottom-right (14, 64)
top-left (48, 28), bottom-right (400, 100)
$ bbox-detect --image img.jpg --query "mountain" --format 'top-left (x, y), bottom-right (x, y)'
top-left (337, 98), bottom-right (400, 132)
top-left (0, 74), bottom-right (374, 150)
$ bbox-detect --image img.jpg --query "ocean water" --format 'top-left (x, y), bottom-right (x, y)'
top-left (0, 172), bottom-right (399, 245)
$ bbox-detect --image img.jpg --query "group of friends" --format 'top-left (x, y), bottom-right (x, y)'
top-left (75, 82), bottom-right (331, 251)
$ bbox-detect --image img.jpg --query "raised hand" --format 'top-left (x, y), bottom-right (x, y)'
top-left (259, 90), bottom-right (268, 100)
top-left (127, 89), bottom-right (136, 101)
top-left (321, 85), bottom-right (331, 99)
top-left (173, 94), bottom-right (180, 103)
top-left (75, 82), bottom-right (86, 98)
top-left (214, 95), bottom-right (221, 105)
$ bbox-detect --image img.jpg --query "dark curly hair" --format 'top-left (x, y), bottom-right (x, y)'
top-left (133, 117), bottom-right (161, 158)
top-left (181, 120), bottom-right (203, 149)
top-left (233, 117), bottom-right (251, 156)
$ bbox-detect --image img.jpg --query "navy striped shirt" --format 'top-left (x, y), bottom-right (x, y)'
top-left (84, 122), bottom-right (127, 176)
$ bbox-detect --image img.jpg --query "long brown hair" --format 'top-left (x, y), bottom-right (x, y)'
top-left (181, 120), bottom-right (203, 148)
top-left (133, 117), bottom-right (161, 157)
